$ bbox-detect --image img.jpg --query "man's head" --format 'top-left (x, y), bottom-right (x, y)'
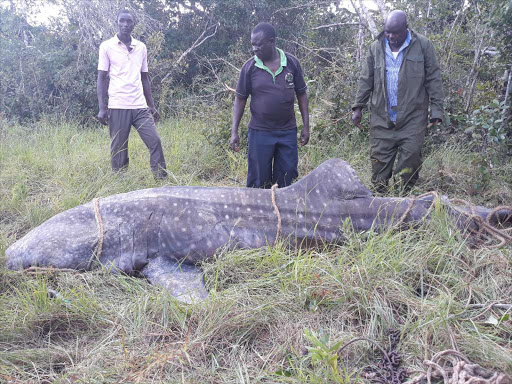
top-left (384, 10), bottom-right (408, 50)
top-left (251, 22), bottom-right (276, 61)
top-left (117, 9), bottom-right (136, 37)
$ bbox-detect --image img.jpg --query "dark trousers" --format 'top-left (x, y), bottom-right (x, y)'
top-left (370, 123), bottom-right (426, 192)
top-left (108, 109), bottom-right (167, 178)
top-left (247, 128), bottom-right (298, 189)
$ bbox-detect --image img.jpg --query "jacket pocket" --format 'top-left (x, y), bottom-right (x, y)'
top-left (406, 56), bottom-right (424, 78)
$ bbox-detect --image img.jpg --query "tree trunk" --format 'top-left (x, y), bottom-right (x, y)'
top-left (373, 0), bottom-right (388, 21)
top-left (463, 26), bottom-right (488, 112)
top-left (424, 0), bottom-right (432, 35)
top-left (502, 67), bottom-right (512, 134)
top-left (357, 0), bottom-right (378, 38)
top-left (444, 24), bottom-right (462, 70)
top-left (357, 24), bottom-right (364, 64)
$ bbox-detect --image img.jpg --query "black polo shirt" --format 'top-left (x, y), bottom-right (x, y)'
top-left (235, 49), bottom-right (307, 131)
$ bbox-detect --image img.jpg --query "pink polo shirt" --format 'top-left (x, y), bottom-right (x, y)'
top-left (98, 35), bottom-right (148, 109)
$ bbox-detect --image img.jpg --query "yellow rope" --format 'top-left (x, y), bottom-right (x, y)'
top-left (90, 197), bottom-right (104, 269)
top-left (395, 191), bottom-right (440, 228)
top-left (393, 191), bottom-right (511, 249)
top-left (449, 199), bottom-right (512, 248)
top-left (20, 266), bottom-right (82, 274)
top-left (271, 184), bottom-right (282, 241)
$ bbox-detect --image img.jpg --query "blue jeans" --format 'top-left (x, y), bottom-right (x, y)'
top-left (246, 128), bottom-right (298, 189)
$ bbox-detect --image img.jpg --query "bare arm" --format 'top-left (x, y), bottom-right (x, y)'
top-left (97, 70), bottom-right (109, 125)
top-left (141, 72), bottom-right (160, 122)
top-left (297, 91), bottom-right (310, 146)
top-left (230, 96), bottom-right (247, 152)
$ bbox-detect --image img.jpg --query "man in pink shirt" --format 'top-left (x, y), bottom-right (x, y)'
top-left (97, 9), bottom-right (167, 179)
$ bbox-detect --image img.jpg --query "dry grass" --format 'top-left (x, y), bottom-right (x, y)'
top-left (0, 117), bottom-right (511, 383)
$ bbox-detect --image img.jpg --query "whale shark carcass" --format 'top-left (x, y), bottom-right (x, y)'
top-left (6, 159), bottom-right (511, 302)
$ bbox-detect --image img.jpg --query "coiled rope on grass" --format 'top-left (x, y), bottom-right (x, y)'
top-left (407, 349), bottom-right (511, 384)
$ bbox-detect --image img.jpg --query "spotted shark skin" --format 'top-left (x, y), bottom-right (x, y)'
top-left (5, 159), bottom-right (510, 302)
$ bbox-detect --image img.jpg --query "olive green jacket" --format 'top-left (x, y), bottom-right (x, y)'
top-left (352, 30), bottom-right (444, 130)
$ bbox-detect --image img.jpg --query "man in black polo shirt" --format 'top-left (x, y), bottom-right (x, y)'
top-left (230, 22), bottom-right (310, 188)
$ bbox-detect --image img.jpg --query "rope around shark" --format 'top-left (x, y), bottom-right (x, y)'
top-left (394, 191), bottom-right (512, 248)
top-left (89, 189), bottom-right (511, 267)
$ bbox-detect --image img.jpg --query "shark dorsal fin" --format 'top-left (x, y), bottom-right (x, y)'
top-left (283, 158), bottom-right (372, 200)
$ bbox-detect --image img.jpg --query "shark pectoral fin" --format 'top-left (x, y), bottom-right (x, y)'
top-left (141, 256), bottom-right (208, 304)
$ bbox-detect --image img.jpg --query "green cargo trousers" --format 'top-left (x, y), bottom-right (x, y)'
top-left (108, 108), bottom-right (167, 179)
top-left (370, 117), bottom-right (426, 192)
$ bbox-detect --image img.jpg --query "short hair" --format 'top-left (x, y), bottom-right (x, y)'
top-left (385, 10), bottom-right (408, 29)
top-left (252, 22), bottom-right (276, 40)
top-left (117, 9), bottom-right (136, 23)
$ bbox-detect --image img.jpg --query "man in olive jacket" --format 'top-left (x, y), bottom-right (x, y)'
top-left (352, 10), bottom-right (444, 192)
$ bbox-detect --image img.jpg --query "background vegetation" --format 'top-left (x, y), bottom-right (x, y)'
top-left (0, 0), bottom-right (511, 382)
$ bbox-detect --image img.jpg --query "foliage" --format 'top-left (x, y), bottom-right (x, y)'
top-left (467, 100), bottom-right (507, 144)
top-left (303, 329), bottom-right (352, 383)
top-left (490, 0), bottom-right (512, 65)
top-left (1, 0), bottom-right (509, 149)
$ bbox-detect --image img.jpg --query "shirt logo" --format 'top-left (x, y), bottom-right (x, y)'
top-left (285, 72), bottom-right (294, 88)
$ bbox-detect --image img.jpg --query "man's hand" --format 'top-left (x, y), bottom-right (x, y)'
top-left (300, 126), bottom-right (310, 146)
top-left (352, 107), bottom-right (362, 127)
top-left (230, 131), bottom-right (240, 152)
top-left (97, 109), bottom-right (108, 125)
top-left (150, 107), bottom-right (160, 123)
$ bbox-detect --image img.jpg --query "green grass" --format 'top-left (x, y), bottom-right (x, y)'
top-left (0, 117), bottom-right (511, 383)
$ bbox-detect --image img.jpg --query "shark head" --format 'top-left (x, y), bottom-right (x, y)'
top-left (6, 204), bottom-right (97, 271)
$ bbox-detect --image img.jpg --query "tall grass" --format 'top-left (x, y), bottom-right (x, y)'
top-left (0, 117), bottom-right (511, 383)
